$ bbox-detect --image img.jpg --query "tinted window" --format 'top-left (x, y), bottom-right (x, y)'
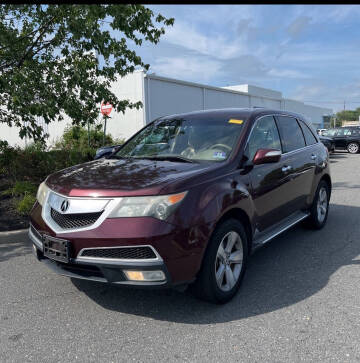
top-left (247, 116), bottom-right (281, 161)
top-left (299, 120), bottom-right (317, 145)
top-left (276, 116), bottom-right (306, 153)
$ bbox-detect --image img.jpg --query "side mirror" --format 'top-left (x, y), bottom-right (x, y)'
top-left (253, 148), bottom-right (281, 165)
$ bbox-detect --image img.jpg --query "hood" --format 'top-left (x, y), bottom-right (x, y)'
top-left (46, 157), bottom-right (215, 197)
top-left (319, 136), bottom-right (333, 141)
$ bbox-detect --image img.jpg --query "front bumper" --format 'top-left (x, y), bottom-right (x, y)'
top-left (29, 226), bottom-right (172, 287)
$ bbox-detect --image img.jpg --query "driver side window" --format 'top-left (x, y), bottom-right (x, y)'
top-left (247, 116), bottom-right (282, 161)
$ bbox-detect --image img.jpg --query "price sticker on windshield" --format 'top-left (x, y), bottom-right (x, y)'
top-left (228, 119), bottom-right (243, 125)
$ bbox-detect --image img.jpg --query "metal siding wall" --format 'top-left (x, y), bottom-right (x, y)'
top-left (204, 89), bottom-right (250, 109)
top-left (147, 79), bottom-right (203, 121)
top-left (249, 96), bottom-right (281, 109)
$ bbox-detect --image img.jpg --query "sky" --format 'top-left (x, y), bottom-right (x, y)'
top-left (128, 5), bottom-right (360, 113)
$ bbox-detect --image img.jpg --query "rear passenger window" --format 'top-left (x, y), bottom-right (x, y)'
top-left (276, 116), bottom-right (306, 153)
top-left (298, 120), bottom-right (317, 145)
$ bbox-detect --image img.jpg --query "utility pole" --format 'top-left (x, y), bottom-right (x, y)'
top-left (344, 100), bottom-right (346, 111)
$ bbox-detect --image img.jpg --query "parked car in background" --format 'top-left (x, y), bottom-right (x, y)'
top-left (319, 136), bottom-right (335, 153)
top-left (29, 108), bottom-right (331, 304)
top-left (94, 144), bottom-right (122, 160)
top-left (322, 127), bottom-right (360, 154)
top-left (317, 128), bottom-right (328, 136)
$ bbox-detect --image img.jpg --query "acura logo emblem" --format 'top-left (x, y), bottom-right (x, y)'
top-left (60, 200), bottom-right (69, 212)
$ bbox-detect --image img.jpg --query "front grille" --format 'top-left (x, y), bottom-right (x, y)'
top-left (50, 208), bottom-right (103, 229)
top-left (79, 246), bottom-right (157, 260)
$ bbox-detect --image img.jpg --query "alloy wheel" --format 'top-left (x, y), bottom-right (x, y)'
top-left (347, 143), bottom-right (359, 154)
top-left (215, 231), bottom-right (243, 292)
top-left (317, 187), bottom-right (328, 223)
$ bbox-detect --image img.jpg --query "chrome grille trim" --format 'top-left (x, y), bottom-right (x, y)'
top-left (41, 188), bottom-right (121, 234)
top-left (28, 223), bottom-right (43, 249)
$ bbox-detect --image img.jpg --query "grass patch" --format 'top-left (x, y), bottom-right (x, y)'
top-left (15, 194), bottom-right (37, 215)
top-left (2, 181), bottom-right (37, 197)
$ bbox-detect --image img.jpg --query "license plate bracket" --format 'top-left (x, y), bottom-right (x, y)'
top-left (43, 235), bottom-right (70, 263)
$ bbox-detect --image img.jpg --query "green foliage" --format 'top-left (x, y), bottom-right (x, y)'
top-left (0, 141), bottom-right (94, 184)
top-left (55, 124), bottom-right (116, 151)
top-left (0, 5), bottom-right (174, 141)
top-left (2, 180), bottom-right (37, 196)
top-left (15, 193), bottom-right (36, 215)
top-left (336, 108), bottom-right (360, 122)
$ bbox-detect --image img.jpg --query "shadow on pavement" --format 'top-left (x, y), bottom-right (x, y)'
top-left (332, 181), bottom-right (360, 189)
top-left (0, 231), bottom-right (32, 262)
top-left (329, 153), bottom-right (348, 163)
top-left (72, 203), bottom-right (360, 324)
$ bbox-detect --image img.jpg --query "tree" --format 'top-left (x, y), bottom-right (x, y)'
top-left (336, 108), bottom-right (360, 122)
top-left (0, 5), bottom-right (174, 141)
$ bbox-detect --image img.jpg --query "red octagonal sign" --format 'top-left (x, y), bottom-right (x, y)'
top-left (100, 102), bottom-right (113, 116)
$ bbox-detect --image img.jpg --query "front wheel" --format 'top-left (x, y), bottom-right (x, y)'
top-left (306, 180), bottom-right (330, 229)
top-left (347, 142), bottom-right (359, 154)
top-left (190, 219), bottom-right (248, 304)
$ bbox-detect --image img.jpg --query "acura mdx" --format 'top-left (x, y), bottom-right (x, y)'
top-left (29, 108), bottom-right (331, 303)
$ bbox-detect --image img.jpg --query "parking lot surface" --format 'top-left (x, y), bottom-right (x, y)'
top-left (1, 152), bottom-right (360, 362)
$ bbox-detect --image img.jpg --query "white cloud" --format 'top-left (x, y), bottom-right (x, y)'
top-left (162, 20), bottom-right (246, 60)
top-left (151, 56), bottom-right (222, 83)
top-left (286, 15), bottom-right (312, 37)
top-left (268, 68), bottom-right (309, 79)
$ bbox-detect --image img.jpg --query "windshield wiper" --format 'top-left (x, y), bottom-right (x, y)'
top-left (134, 155), bottom-right (196, 163)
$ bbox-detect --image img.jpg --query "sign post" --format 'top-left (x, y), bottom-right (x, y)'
top-left (100, 102), bottom-right (113, 146)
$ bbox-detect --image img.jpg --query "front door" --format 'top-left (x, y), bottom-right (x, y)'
top-left (246, 115), bottom-right (295, 231)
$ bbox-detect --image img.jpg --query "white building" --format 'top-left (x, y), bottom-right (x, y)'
top-left (1, 69), bottom-right (332, 147)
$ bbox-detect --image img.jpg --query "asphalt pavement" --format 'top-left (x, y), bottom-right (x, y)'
top-left (1, 151), bottom-right (360, 362)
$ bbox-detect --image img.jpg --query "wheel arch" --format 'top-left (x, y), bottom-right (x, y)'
top-left (320, 173), bottom-right (332, 199)
top-left (213, 208), bottom-right (253, 255)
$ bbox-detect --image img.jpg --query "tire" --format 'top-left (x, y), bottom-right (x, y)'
top-left (190, 219), bottom-right (248, 304)
top-left (306, 180), bottom-right (330, 230)
top-left (347, 142), bottom-right (359, 154)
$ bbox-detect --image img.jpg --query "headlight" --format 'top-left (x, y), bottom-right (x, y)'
top-left (108, 191), bottom-right (187, 220)
top-left (36, 181), bottom-right (49, 206)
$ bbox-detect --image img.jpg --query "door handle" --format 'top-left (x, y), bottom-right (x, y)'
top-left (311, 154), bottom-right (317, 160)
top-left (282, 165), bottom-right (292, 172)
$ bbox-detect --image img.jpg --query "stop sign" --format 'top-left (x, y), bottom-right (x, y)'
top-left (100, 102), bottom-right (113, 116)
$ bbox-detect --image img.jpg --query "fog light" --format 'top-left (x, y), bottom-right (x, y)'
top-left (124, 270), bottom-right (166, 282)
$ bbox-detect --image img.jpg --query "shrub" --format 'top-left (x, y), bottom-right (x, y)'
top-left (54, 124), bottom-right (116, 152)
top-left (0, 143), bottom-right (95, 184)
top-left (2, 181), bottom-right (37, 197)
top-left (15, 194), bottom-right (36, 215)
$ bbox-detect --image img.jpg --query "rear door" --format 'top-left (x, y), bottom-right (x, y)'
top-left (275, 115), bottom-right (312, 213)
top-left (297, 118), bottom-right (319, 202)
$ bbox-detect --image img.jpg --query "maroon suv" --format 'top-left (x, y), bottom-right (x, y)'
top-left (29, 108), bottom-right (331, 303)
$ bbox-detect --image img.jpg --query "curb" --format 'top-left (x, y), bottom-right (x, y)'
top-left (0, 228), bottom-right (28, 236)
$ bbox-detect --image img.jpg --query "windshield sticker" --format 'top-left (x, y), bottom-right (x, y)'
top-left (213, 151), bottom-right (227, 159)
top-left (228, 119), bottom-right (243, 125)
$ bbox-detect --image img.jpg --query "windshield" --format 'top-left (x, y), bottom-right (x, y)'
top-left (115, 116), bottom-right (246, 162)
